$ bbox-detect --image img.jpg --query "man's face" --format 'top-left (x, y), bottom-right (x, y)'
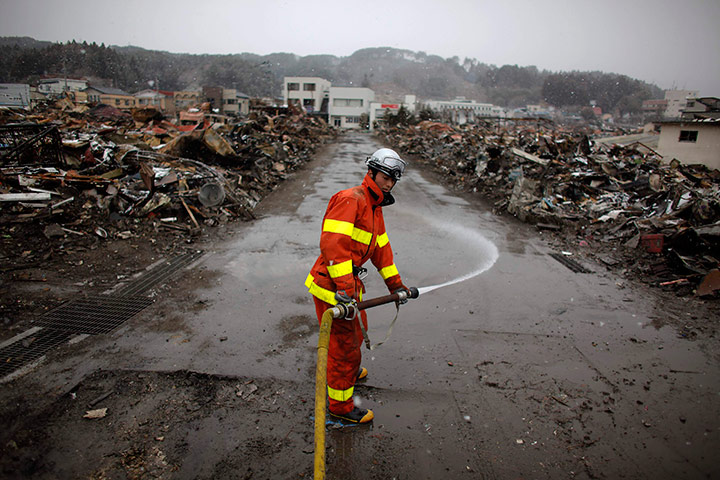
top-left (374, 171), bottom-right (397, 193)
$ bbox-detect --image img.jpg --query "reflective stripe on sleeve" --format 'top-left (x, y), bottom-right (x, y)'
top-left (376, 232), bottom-right (389, 248)
top-left (379, 264), bottom-right (399, 280)
top-left (322, 219), bottom-right (372, 246)
top-left (351, 228), bottom-right (372, 245)
top-left (323, 219), bottom-right (354, 236)
top-left (305, 274), bottom-right (338, 305)
top-left (328, 385), bottom-right (354, 402)
top-left (327, 259), bottom-right (353, 278)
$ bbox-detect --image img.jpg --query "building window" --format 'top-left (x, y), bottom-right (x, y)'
top-left (686, 101), bottom-right (695, 108)
top-left (287, 82), bottom-right (299, 91)
top-left (333, 98), bottom-right (363, 108)
top-left (678, 130), bottom-right (698, 143)
top-left (303, 83), bottom-right (316, 91)
top-left (115, 99), bottom-right (120, 106)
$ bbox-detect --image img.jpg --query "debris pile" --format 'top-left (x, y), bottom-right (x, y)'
top-left (0, 99), bottom-right (335, 286)
top-left (380, 120), bottom-right (720, 299)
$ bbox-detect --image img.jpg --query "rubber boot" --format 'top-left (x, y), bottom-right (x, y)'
top-left (329, 407), bottom-right (374, 424)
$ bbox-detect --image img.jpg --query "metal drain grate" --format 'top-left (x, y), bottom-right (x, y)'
top-left (114, 250), bottom-right (204, 296)
top-left (0, 329), bottom-right (73, 378)
top-left (37, 295), bottom-right (154, 334)
top-left (549, 253), bottom-right (592, 274)
top-left (2, 250), bottom-right (205, 379)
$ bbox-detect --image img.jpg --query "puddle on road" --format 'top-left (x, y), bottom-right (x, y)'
top-left (326, 386), bottom-right (489, 478)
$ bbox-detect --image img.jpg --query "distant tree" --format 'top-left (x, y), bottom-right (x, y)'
top-left (384, 106), bottom-right (415, 127)
top-left (615, 94), bottom-right (643, 116)
top-left (0, 39), bottom-right (664, 108)
top-left (580, 106), bottom-right (596, 122)
top-left (418, 106), bottom-right (435, 121)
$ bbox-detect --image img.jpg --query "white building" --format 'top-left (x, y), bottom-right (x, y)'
top-left (328, 87), bottom-right (374, 128)
top-left (283, 77), bottom-right (331, 114)
top-left (657, 119), bottom-right (720, 170)
top-left (664, 90), bottom-right (699, 119)
top-left (37, 77), bottom-right (88, 95)
top-left (368, 95), bottom-right (417, 130)
top-left (425, 97), bottom-right (501, 124)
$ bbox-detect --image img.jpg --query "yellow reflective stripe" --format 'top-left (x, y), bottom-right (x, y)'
top-left (305, 274), bottom-right (338, 305)
top-left (351, 228), bottom-right (372, 245)
top-left (328, 385), bottom-right (354, 402)
top-left (379, 264), bottom-right (399, 280)
top-left (327, 260), bottom-right (353, 278)
top-left (324, 219), bottom-right (372, 246)
top-left (323, 219), bottom-right (354, 236)
top-left (376, 232), bottom-right (389, 248)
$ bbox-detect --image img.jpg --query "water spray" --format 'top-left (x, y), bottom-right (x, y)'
top-left (416, 221), bottom-right (499, 296)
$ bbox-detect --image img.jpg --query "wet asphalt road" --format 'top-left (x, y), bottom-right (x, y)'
top-left (186, 132), bottom-right (717, 479)
top-left (7, 131), bottom-right (718, 479)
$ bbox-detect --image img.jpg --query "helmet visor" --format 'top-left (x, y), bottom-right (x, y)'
top-left (370, 155), bottom-right (406, 180)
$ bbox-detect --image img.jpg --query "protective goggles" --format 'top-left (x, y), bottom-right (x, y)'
top-left (368, 155), bottom-right (406, 180)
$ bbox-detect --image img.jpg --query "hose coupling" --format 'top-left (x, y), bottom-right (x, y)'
top-left (333, 301), bottom-right (358, 320)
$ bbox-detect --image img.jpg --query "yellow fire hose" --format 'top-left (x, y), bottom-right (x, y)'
top-left (314, 307), bottom-right (336, 480)
top-left (314, 288), bottom-right (418, 480)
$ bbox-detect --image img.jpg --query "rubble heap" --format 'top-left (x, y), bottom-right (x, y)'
top-left (0, 99), bottom-right (335, 295)
top-left (380, 120), bottom-right (720, 299)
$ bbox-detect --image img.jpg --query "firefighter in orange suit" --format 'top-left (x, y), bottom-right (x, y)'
top-left (305, 148), bottom-right (410, 423)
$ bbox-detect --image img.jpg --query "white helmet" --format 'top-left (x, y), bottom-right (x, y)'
top-left (366, 148), bottom-right (406, 180)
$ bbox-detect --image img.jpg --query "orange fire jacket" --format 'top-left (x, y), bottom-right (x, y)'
top-left (305, 172), bottom-right (404, 304)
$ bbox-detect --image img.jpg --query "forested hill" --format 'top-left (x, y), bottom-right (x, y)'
top-left (0, 37), bottom-right (662, 113)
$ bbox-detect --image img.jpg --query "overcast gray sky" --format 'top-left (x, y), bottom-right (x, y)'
top-left (2, 0), bottom-right (719, 96)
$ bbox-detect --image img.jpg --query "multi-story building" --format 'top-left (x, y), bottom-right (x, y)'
top-left (202, 86), bottom-right (224, 113)
top-left (84, 86), bottom-right (136, 109)
top-left (328, 87), bottom-right (374, 128)
top-left (425, 97), bottom-right (501, 124)
top-left (222, 89), bottom-right (251, 116)
top-left (283, 77), bottom-right (331, 114)
top-left (642, 99), bottom-right (668, 118)
top-left (681, 97), bottom-right (720, 120)
top-left (664, 90), bottom-right (699, 119)
top-left (174, 90), bottom-right (200, 111)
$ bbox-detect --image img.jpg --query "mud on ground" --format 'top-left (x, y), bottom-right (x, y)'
top-left (0, 368), bottom-right (317, 479)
